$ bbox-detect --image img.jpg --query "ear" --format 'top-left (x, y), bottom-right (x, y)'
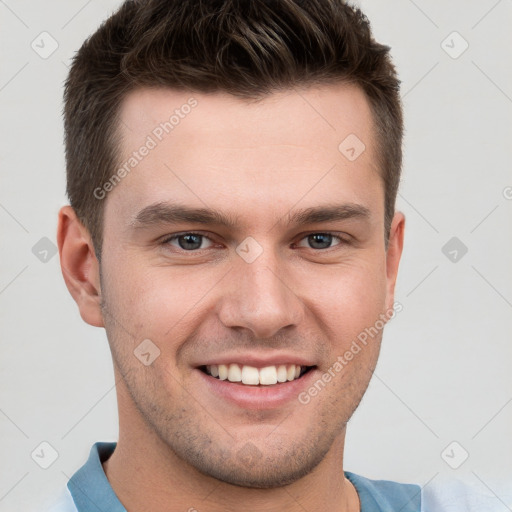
top-left (57, 206), bottom-right (104, 327)
top-left (384, 211), bottom-right (405, 312)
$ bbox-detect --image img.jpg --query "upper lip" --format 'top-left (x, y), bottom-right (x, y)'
top-left (193, 352), bottom-right (316, 369)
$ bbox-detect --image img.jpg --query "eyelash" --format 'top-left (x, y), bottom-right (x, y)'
top-left (160, 231), bottom-right (351, 253)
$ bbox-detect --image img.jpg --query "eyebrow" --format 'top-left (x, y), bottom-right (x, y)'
top-left (130, 201), bottom-right (371, 230)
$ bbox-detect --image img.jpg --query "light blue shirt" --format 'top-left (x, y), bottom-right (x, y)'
top-left (45, 442), bottom-right (507, 511)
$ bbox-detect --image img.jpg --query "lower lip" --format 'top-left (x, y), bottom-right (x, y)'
top-left (195, 368), bottom-right (318, 410)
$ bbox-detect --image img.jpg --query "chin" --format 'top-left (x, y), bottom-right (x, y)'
top-left (185, 439), bottom-right (330, 489)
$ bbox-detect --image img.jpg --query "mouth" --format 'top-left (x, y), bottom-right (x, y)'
top-left (198, 363), bottom-right (315, 386)
top-left (196, 361), bottom-right (319, 410)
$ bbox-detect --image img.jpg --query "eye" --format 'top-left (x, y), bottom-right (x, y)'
top-left (161, 231), bottom-right (349, 253)
top-left (296, 232), bottom-right (346, 250)
top-left (162, 232), bottom-right (215, 251)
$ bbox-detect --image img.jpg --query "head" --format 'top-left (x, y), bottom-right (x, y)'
top-left (63, 0), bottom-right (403, 258)
top-left (59, 0), bottom-right (405, 489)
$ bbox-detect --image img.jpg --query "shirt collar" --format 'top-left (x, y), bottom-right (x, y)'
top-left (67, 442), bottom-right (126, 512)
top-left (67, 442), bottom-right (420, 512)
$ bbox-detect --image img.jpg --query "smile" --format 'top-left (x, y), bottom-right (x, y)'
top-left (200, 363), bottom-right (314, 386)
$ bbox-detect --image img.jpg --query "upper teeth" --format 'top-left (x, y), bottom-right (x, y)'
top-left (205, 364), bottom-right (304, 385)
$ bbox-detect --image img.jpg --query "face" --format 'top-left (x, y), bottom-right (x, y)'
top-left (86, 84), bottom-right (403, 487)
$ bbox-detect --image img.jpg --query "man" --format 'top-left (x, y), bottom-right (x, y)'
top-left (49, 0), bottom-right (484, 510)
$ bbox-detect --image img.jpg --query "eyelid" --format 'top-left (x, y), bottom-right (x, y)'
top-left (160, 231), bottom-right (217, 250)
top-left (160, 230), bottom-right (351, 252)
top-left (294, 231), bottom-right (351, 249)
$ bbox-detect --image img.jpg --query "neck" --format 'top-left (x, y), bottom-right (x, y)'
top-left (104, 382), bottom-right (360, 512)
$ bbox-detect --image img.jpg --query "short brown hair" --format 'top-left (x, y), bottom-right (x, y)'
top-left (64, 0), bottom-right (403, 257)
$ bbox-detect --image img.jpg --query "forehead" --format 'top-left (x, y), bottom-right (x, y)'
top-left (106, 84), bottom-right (382, 229)
top-left (118, 84), bottom-right (376, 156)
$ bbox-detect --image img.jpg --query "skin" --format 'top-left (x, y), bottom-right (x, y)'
top-left (58, 83), bottom-right (405, 512)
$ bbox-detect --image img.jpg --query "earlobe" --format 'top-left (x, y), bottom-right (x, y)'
top-left (57, 206), bottom-right (104, 327)
top-left (385, 211), bottom-right (405, 312)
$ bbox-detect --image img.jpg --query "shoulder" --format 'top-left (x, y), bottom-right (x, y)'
top-left (421, 477), bottom-right (512, 512)
top-left (345, 471), bottom-right (421, 511)
top-left (346, 472), bottom-right (512, 512)
top-left (42, 487), bottom-right (77, 512)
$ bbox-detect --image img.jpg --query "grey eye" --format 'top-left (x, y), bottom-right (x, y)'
top-left (296, 233), bottom-right (342, 250)
top-left (166, 233), bottom-right (214, 251)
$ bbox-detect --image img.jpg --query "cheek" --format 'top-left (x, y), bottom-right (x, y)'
top-left (102, 243), bottom-right (388, 357)
top-left (102, 259), bottom-right (216, 346)
top-left (304, 258), bottom-right (388, 343)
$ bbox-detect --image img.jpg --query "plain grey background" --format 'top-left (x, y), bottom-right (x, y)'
top-left (1, 1), bottom-right (511, 510)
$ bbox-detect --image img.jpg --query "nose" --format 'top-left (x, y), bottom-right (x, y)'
top-left (216, 246), bottom-right (305, 340)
